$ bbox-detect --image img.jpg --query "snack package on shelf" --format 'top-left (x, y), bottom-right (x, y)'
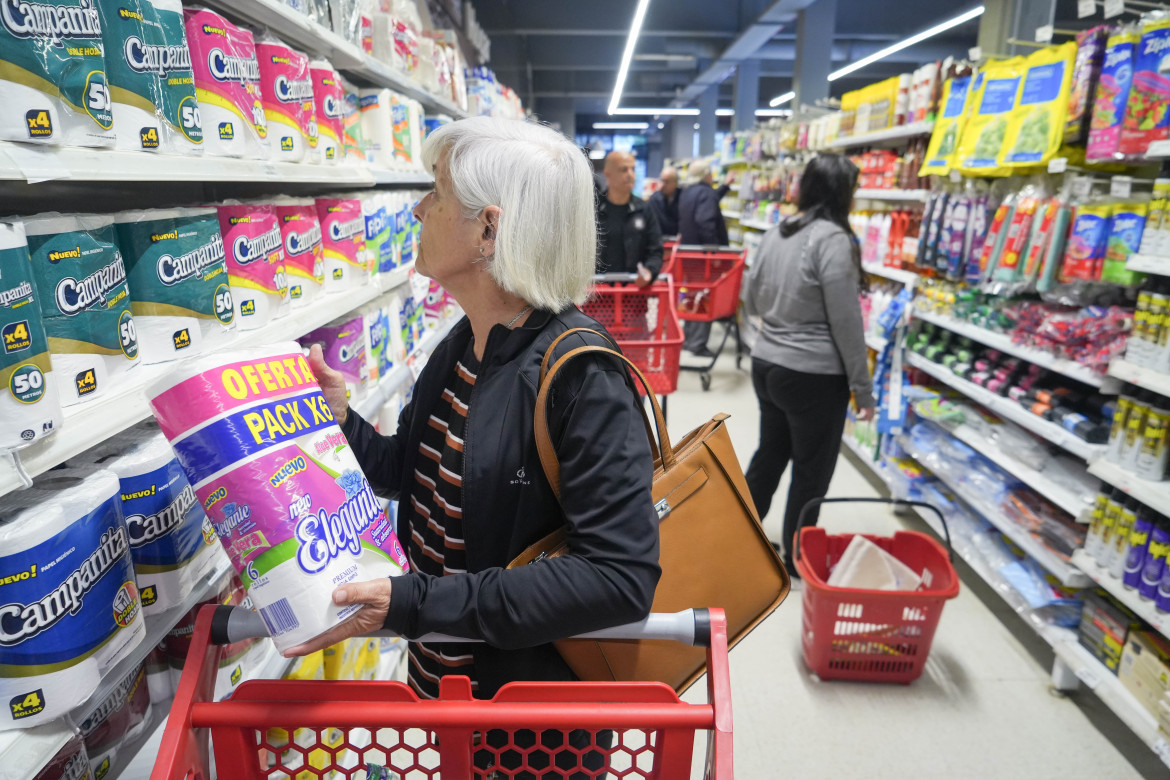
top-left (999, 42), bottom-right (1076, 170)
top-left (920, 74), bottom-right (975, 176)
top-left (957, 58), bottom-right (1024, 176)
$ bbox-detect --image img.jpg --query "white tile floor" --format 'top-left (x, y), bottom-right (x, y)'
top-left (668, 346), bottom-right (1151, 780)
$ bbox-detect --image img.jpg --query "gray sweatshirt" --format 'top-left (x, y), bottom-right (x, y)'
top-left (742, 218), bottom-right (875, 409)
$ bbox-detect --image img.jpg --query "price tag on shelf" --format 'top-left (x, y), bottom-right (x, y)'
top-left (1104, 0), bottom-right (1125, 18)
top-left (1074, 665), bottom-right (1100, 690)
top-left (949, 169), bottom-right (963, 183)
top-left (1048, 157), bottom-right (1068, 174)
top-left (968, 46), bottom-right (982, 62)
top-left (260, 162), bottom-right (279, 179)
top-left (1111, 175), bottom-right (1133, 198)
top-left (1072, 176), bottom-right (1093, 199)
top-left (1078, 0), bottom-right (1096, 17)
top-left (1035, 24), bottom-right (1054, 43)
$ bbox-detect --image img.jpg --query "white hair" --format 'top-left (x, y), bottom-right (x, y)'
top-left (422, 117), bottom-right (596, 311)
top-left (686, 160), bottom-right (711, 184)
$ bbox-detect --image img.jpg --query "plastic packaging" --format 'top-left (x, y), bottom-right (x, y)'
top-left (999, 42), bottom-right (1076, 169)
top-left (1088, 26), bottom-right (1140, 161)
top-left (1066, 27), bottom-right (1111, 145)
top-left (956, 60), bottom-right (1024, 175)
top-left (1119, 12), bottom-right (1170, 157)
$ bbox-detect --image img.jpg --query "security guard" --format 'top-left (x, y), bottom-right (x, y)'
top-left (595, 151), bottom-right (663, 287)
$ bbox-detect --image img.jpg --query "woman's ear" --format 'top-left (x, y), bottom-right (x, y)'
top-left (481, 205), bottom-right (501, 242)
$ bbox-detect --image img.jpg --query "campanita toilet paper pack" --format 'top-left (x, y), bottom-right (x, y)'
top-left (0, 468), bottom-right (144, 730)
top-left (256, 39), bottom-right (317, 163)
top-left (216, 203), bottom-right (288, 330)
top-left (274, 198), bottom-right (324, 308)
top-left (0, 222), bottom-right (63, 450)
top-left (310, 60), bottom-right (343, 165)
top-left (115, 208), bottom-right (234, 364)
top-left (24, 214), bottom-right (141, 407)
top-left (316, 197), bottom-right (367, 293)
top-left (147, 344), bottom-right (408, 652)
top-left (184, 7), bottom-right (268, 159)
top-left (0, 0), bottom-right (115, 148)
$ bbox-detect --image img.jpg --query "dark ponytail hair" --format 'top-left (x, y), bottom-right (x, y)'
top-left (780, 154), bottom-right (866, 287)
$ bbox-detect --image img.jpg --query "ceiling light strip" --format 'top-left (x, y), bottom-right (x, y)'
top-left (608, 0), bottom-right (653, 115)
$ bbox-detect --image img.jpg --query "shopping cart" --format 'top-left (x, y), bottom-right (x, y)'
top-left (794, 497), bottom-right (960, 684)
top-left (152, 606), bottom-right (732, 779)
top-left (583, 275), bottom-right (684, 416)
top-left (663, 246), bottom-right (748, 391)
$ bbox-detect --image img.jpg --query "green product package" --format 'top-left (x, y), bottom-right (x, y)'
top-left (920, 75), bottom-right (974, 176)
top-left (98, 0), bottom-right (202, 153)
top-left (0, 221), bottom-right (62, 448)
top-left (1102, 201), bottom-right (1149, 285)
top-left (999, 42), bottom-right (1077, 169)
top-left (0, 0), bottom-right (115, 146)
top-left (956, 59), bottom-right (1025, 176)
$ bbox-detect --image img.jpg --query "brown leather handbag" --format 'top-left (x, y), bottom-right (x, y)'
top-left (508, 329), bottom-right (790, 693)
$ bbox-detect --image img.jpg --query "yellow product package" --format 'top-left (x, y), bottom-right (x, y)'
top-left (956, 58), bottom-right (1025, 175)
top-left (323, 637), bottom-right (364, 680)
top-left (839, 89), bottom-right (861, 138)
top-left (999, 42), bottom-right (1077, 169)
top-left (283, 650), bottom-right (325, 681)
top-left (854, 83), bottom-right (877, 135)
top-left (920, 74), bottom-right (976, 176)
top-left (867, 77), bottom-right (899, 132)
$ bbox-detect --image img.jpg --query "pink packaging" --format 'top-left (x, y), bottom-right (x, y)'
top-left (184, 8), bottom-right (268, 159)
top-left (275, 200), bottom-right (325, 307)
top-left (217, 204), bottom-right (288, 328)
top-left (315, 197), bottom-right (368, 292)
top-left (300, 315), bottom-right (367, 393)
top-left (310, 61), bottom-right (344, 165)
top-left (256, 41), bottom-right (318, 162)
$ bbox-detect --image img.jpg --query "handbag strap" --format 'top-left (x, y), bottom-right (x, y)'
top-left (535, 344), bottom-right (675, 499)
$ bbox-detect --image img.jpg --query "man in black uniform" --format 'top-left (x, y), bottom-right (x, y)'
top-left (596, 151), bottom-right (663, 288)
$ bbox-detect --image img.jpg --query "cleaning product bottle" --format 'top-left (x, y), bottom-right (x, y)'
top-left (1109, 496), bottom-right (1140, 579)
top-left (1137, 393), bottom-right (1170, 481)
top-left (1108, 386), bottom-right (1137, 463)
top-left (1124, 392), bottom-right (1154, 470)
top-left (1085, 484), bottom-right (1113, 560)
top-left (1096, 487), bottom-right (1126, 567)
top-left (1141, 517), bottom-right (1170, 600)
top-left (1124, 506), bottom-right (1155, 589)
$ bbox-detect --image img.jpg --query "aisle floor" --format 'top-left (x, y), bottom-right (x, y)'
top-left (668, 348), bottom-right (1147, 780)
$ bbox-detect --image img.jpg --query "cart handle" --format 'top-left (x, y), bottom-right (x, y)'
top-left (792, 496), bottom-right (953, 565)
top-left (210, 606), bottom-right (716, 648)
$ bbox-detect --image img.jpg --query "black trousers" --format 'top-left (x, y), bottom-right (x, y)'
top-left (744, 359), bottom-right (851, 574)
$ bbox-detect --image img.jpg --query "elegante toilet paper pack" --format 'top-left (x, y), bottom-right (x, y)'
top-left (309, 61), bottom-right (343, 164)
top-left (184, 7), bottom-right (268, 158)
top-left (216, 204), bottom-right (288, 330)
top-left (0, 468), bottom-right (145, 730)
top-left (116, 208), bottom-right (234, 364)
top-left (24, 214), bottom-right (141, 406)
top-left (0, 0), bottom-right (115, 147)
top-left (0, 221), bottom-right (63, 450)
top-left (315, 197), bottom-right (367, 292)
top-left (273, 198), bottom-right (324, 308)
top-left (147, 344), bottom-right (408, 652)
top-left (256, 40), bottom-right (317, 163)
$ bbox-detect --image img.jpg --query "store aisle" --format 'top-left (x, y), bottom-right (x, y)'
top-left (668, 349), bottom-right (1144, 780)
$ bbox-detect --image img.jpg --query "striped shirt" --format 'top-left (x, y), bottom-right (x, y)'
top-left (406, 342), bottom-right (479, 699)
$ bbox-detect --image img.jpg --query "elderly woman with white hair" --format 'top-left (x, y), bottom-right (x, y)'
top-left (297, 117), bottom-right (661, 772)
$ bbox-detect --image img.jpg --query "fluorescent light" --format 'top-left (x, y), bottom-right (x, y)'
top-left (611, 107), bottom-right (700, 116)
top-left (657, 122), bottom-right (665, 129)
top-left (594, 121), bottom-right (650, 130)
top-left (715, 108), bottom-right (735, 116)
top-left (768, 91), bottom-right (795, 107)
top-left (755, 109), bottom-right (792, 117)
top-left (828, 5), bottom-right (985, 82)
top-left (608, 0), bottom-right (653, 114)
top-left (589, 148), bottom-right (606, 160)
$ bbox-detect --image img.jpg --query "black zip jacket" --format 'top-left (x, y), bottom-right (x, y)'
top-left (341, 306), bottom-right (661, 697)
top-left (595, 195), bottom-right (664, 278)
top-left (678, 183), bottom-right (731, 246)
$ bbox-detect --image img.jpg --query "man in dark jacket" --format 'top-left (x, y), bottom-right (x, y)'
top-left (678, 160), bottom-right (737, 355)
top-left (596, 151), bottom-right (663, 287)
top-left (647, 166), bottom-right (681, 237)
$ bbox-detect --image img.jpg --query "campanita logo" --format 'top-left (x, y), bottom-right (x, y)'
top-left (231, 224), bottom-right (281, 265)
top-left (321, 93), bottom-right (343, 120)
top-left (55, 255), bottom-right (127, 316)
top-left (208, 48), bottom-right (259, 84)
top-left (1, 0), bottom-right (102, 45)
top-left (274, 74), bottom-right (313, 103)
top-left (284, 224), bottom-right (321, 256)
top-left (124, 35), bottom-right (192, 76)
top-left (156, 235), bottom-right (226, 286)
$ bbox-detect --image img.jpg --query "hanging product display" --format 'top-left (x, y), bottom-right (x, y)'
top-left (1088, 25), bottom-right (1140, 161)
top-left (1066, 26), bottom-right (1110, 146)
top-left (920, 73), bottom-right (975, 176)
top-left (1119, 12), bottom-right (1170, 158)
top-left (956, 58), bottom-right (1024, 175)
top-left (998, 42), bottom-right (1076, 169)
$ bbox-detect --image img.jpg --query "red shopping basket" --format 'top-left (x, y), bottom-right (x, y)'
top-left (152, 606), bottom-right (732, 779)
top-left (664, 246), bottom-right (746, 322)
top-left (582, 279), bottom-right (683, 395)
top-left (794, 498), bottom-right (960, 684)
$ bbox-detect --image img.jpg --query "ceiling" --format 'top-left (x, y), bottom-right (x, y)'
top-left (471, 0), bottom-right (985, 134)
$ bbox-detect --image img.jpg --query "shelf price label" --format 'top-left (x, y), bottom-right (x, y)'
top-left (1111, 176), bottom-right (1133, 199)
top-left (1036, 25), bottom-right (1054, 43)
top-left (1078, 0), bottom-right (1096, 16)
top-left (1072, 176), bottom-right (1093, 199)
top-left (1104, 0), bottom-right (1125, 18)
top-left (1048, 157), bottom-right (1068, 174)
top-left (1074, 664), bottom-right (1100, 690)
top-left (968, 46), bottom-right (982, 62)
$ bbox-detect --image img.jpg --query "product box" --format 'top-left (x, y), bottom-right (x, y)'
top-left (1078, 588), bottom-right (1143, 672)
top-left (1118, 629), bottom-right (1170, 716)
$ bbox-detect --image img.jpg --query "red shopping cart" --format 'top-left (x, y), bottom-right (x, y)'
top-left (664, 246), bottom-right (748, 391)
top-left (794, 498), bottom-right (960, 684)
top-left (152, 607), bottom-right (732, 779)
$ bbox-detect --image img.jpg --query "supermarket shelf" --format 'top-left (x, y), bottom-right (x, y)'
top-left (1072, 550), bottom-right (1170, 641)
top-left (352, 316), bottom-right (462, 420)
top-left (1088, 458), bottom-right (1170, 520)
top-left (0, 265), bottom-right (416, 500)
top-left (1146, 141), bottom-right (1170, 159)
top-left (908, 352), bottom-right (1108, 462)
top-left (865, 333), bottom-right (889, 352)
top-left (914, 309), bottom-right (1107, 389)
top-left (202, 0), bottom-right (468, 119)
top-left (0, 142), bottom-right (376, 185)
top-left (740, 218), bottom-right (775, 232)
top-left (946, 423), bottom-right (1091, 519)
top-left (841, 435), bottom-right (893, 492)
top-left (0, 722), bottom-right (75, 780)
top-left (861, 262), bottom-right (918, 287)
top-left (1109, 359), bottom-right (1170, 398)
top-left (900, 438), bottom-right (1089, 587)
top-left (1128, 253), bottom-right (1170, 276)
top-left (823, 121), bottom-right (936, 150)
top-left (722, 211), bottom-right (743, 221)
top-left (372, 169), bottom-right (434, 186)
top-left (854, 188), bottom-right (932, 203)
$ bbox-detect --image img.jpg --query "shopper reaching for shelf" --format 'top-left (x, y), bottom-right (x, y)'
top-left (741, 154), bottom-right (876, 576)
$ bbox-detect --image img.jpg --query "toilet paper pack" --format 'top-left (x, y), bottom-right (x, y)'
top-left (32, 734), bottom-right (91, 780)
top-left (116, 208), bottom-right (234, 364)
top-left (301, 314), bottom-right (368, 396)
top-left (363, 193), bottom-right (395, 275)
top-left (147, 344), bottom-right (409, 652)
top-left (340, 76), bottom-right (367, 164)
top-left (310, 60), bottom-right (343, 164)
top-left (24, 214), bottom-right (140, 406)
top-left (274, 199), bottom-right (324, 308)
top-left (184, 7), bottom-right (268, 158)
top-left (216, 203), bottom-right (287, 329)
top-left (0, 469), bottom-right (144, 730)
top-left (77, 662), bottom-right (151, 777)
top-left (359, 88), bottom-right (395, 168)
top-left (0, 0), bottom-right (115, 147)
top-left (316, 197), bottom-right (367, 292)
top-left (0, 222), bottom-right (63, 450)
top-left (256, 40), bottom-right (317, 162)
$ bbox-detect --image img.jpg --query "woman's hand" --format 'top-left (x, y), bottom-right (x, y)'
top-left (308, 343), bottom-right (349, 426)
top-left (281, 579), bottom-right (393, 657)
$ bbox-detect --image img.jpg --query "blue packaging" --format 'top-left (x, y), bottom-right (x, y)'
top-left (1140, 521), bottom-right (1170, 600)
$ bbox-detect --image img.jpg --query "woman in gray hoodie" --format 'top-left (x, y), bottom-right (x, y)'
top-left (742, 154), bottom-right (875, 576)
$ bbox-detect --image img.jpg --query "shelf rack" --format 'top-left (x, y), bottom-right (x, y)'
top-left (854, 188), bottom-right (932, 202)
top-left (1108, 359), bottom-right (1170, 398)
top-left (861, 262), bottom-right (918, 287)
top-left (822, 121), bottom-right (936, 150)
top-left (1088, 459), bottom-right (1170, 521)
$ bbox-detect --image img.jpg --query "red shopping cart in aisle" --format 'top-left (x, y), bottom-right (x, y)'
top-left (583, 276), bottom-right (684, 417)
top-left (664, 246), bottom-right (748, 391)
top-left (794, 497), bottom-right (960, 684)
top-left (152, 607), bottom-right (732, 779)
